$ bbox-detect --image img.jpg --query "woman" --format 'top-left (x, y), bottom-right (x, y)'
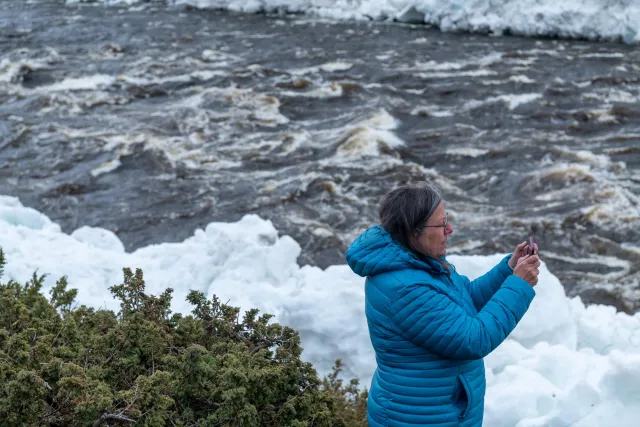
top-left (346, 182), bottom-right (539, 427)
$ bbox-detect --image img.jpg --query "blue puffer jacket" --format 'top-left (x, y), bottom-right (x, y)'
top-left (345, 226), bottom-right (536, 427)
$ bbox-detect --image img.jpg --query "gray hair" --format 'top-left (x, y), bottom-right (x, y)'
top-left (379, 181), bottom-right (442, 257)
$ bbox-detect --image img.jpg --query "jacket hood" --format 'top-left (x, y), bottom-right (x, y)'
top-left (345, 225), bottom-right (447, 277)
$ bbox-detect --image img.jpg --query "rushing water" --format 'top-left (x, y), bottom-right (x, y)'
top-left (1, 0), bottom-right (639, 311)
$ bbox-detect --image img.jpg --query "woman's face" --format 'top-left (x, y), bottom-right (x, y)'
top-left (417, 201), bottom-right (454, 258)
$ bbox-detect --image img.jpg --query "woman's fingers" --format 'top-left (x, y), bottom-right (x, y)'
top-left (515, 241), bottom-right (528, 256)
top-left (516, 241), bottom-right (540, 260)
top-left (514, 253), bottom-right (542, 287)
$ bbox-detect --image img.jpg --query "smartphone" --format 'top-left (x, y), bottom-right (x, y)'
top-left (529, 236), bottom-right (536, 256)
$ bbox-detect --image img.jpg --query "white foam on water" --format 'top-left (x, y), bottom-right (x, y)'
top-left (90, 159), bottom-right (122, 177)
top-left (39, 74), bottom-right (117, 92)
top-left (289, 61), bottom-right (354, 76)
top-left (580, 52), bottom-right (626, 58)
top-left (411, 105), bottom-right (455, 117)
top-left (417, 68), bottom-right (497, 79)
top-left (2, 195), bottom-right (640, 426)
top-left (280, 81), bottom-right (345, 98)
top-left (446, 147), bottom-right (490, 157)
top-left (333, 109), bottom-right (405, 158)
top-left (509, 74), bottom-right (536, 84)
top-left (530, 148), bottom-right (640, 232)
top-left (0, 48), bottom-right (62, 84)
top-left (464, 93), bottom-right (542, 111)
top-left (176, 85), bottom-right (290, 127)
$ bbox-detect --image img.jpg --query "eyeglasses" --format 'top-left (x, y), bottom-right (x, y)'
top-left (422, 212), bottom-right (449, 229)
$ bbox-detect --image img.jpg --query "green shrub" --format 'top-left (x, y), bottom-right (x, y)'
top-left (0, 248), bottom-right (368, 426)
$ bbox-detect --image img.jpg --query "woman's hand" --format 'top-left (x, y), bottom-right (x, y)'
top-left (508, 240), bottom-right (539, 269)
top-left (513, 254), bottom-right (540, 287)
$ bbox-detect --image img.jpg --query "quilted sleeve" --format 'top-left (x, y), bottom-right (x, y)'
top-left (390, 275), bottom-right (535, 360)
top-left (459, 255), bottom-right (515, 311)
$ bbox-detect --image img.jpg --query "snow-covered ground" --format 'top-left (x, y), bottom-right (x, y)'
top-left (2, 194), bottom-right (640, 426)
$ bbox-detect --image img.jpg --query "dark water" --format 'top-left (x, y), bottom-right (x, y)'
top-left (1, 0), bottom-right (640, 311)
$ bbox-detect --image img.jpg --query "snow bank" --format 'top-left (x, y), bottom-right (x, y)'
top-left (169, 0), bottom-right (640, 43)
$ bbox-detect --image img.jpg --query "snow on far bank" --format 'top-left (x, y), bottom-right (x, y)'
top-left (2, 194), bottom-right (640, 426)
top-left (179, 0), bottom-right (640, 43)
top-left (67, 0), bottom-right (640, 44)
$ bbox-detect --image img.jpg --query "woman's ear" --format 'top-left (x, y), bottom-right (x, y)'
top-left (410, 234), bottom-right (423, 253)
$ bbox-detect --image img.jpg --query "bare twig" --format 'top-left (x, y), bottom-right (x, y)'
top-left (122, 382), bottom-right (140, 414)
top-left (250, 342), bottom-right (271, 356)
top-left (92, 413), bottom-right (135, 427)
